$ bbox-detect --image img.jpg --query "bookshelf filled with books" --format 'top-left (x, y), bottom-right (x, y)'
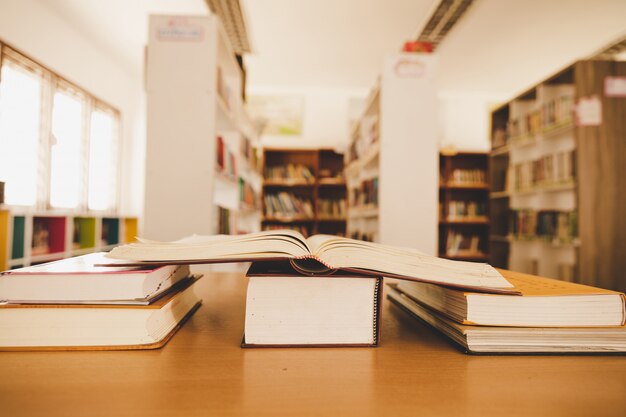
top-left (262, 149), bottom-right (347, 237)
top-left (145, 14), bottom-right (262, 241)
top-left (489, 59), bottom-right (626, 292)
top-left (438, 152), bottom-right (489, 262)
top-left (0, 209), bottom-right (138, 270)
top-left (345, 53), bottom-right (438, 253)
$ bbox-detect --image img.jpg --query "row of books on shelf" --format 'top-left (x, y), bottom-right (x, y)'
top-left (492, 94), bottom-right (575, 147)
top-left (445, 169), bottom-right (486, 185)
top-left (264, 192), bottom-right (314, 219)
top-left (510, 209), bottom-right (577, 243)
top-left (262, 224), bottom-right (310, 237)
top-left (347, 115), bottom-right (379, 164)
top-left (349, 231), bottom-right (375, 242)
top-left (264, 164), bottom-right (314, 182)
top-left (217, 206), bottom-right (232, 235)
top-left (350, 177), bottom-right (378, 207)
top-left (216, 66), bottom-right (234, 112)
top-left (318, 199), bottom-right (346, 219)
top-left (240, 137), bottom-right (261, 173)
top-left (239, 178), bottom-right (259, 209)
top-left (216, 136), bottom-right (237, 178)
top-left (445, 230), bottom-right (483, 257)
top-left (513, 151), bottom-right (576, 191)
top-left (445, 201), bottom-right (486, 219)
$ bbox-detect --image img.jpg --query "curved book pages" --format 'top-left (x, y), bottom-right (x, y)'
top-left (106, 230), bottom-right (515, 293)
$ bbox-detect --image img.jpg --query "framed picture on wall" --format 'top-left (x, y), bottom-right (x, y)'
top-left (247, 95), bottom-right (304, 136)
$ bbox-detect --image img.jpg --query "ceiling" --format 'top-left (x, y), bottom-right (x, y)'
top-left (40, 0), bottom-right (626, 98)
top-left (241, 0), bottom-right (433, 89)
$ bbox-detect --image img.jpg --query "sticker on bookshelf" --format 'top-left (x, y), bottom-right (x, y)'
top-left (604, 76), bottom-right (626, 98)
top-left (575, 95), bottom-right (602, 127)
top-left (393, 57), bottom-right (426, 78)
top-left (157, 17), bottom-right (204, 42)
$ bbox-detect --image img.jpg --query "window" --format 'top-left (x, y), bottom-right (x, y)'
top-left (50, 90), bottom-right (85, 208)
top-left (0, 59), bottom-right (42, 206)
top-left (0, 43), bottom-right (120, 211)
top-left (88, 109), bottom-right (117, 210)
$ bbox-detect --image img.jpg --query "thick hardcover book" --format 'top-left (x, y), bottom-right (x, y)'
top-left (394, 269), bottom-right (626, 327)
top-left (105, 230), bottom-right (516, 293)
top-left (242, 263), bottom-right (382, 347)
top-left (0, 252), bottom-right (190, 304)
top-left (0, 276), bottom-right (202, 351)
top-left (387, 286), bottom-right (626, 354)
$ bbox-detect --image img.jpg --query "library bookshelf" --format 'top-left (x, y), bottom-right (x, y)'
top-left (489, 59), bottom-right (626, 292)
top-left (345, 53), bottom-right (438, 254)
top-left (438, 151), bottom-right (489, 262)
top-left (145, 14), bottom-right (262, 242)
top-left (0, 209), bottom-right (137, 271)
top-left (262, 149), bottom-right (346, 237)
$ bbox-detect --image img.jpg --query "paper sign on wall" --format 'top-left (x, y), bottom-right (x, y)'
top-left (157, 17), bottom-right (204, 42)
top-left (575, 95), bottom-right (602, 126)
top-left (605, 76), bottom-right (626, 97)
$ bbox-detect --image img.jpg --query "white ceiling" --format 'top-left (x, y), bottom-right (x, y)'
top-left (437, 0), bottom-right (626, 95)
top-left (39, 0), bottom-right (626, 98)
top-left (241, 0), bottom-right (433, 89)
top-left (41, 0), bottom-right (209, 78)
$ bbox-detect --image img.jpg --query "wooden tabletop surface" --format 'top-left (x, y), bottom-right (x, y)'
top-left (1, 271), bottom-right (625, 417)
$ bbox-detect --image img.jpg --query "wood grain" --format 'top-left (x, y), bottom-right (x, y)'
top-left (576, 60), bottom-right (626, 292)
top-left (1, 271), bottom-right (625, 417)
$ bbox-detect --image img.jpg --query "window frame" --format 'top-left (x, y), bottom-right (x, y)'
top-left (0, 40), bottom-right (121, 214)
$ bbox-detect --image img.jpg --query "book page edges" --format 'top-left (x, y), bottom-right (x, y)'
top-left (0, 301), bottom-right (202, 351)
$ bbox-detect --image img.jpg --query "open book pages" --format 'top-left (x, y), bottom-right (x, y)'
top-left (106, 230), bottom-right (513, 291)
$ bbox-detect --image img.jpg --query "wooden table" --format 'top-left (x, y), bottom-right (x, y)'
top-left (1, 272), bottom-right (625, 417)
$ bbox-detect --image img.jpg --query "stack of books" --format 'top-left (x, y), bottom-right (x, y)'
top-left (0, 253), bottom-right (201, 350)
top-left (100, 230), bottom-right (626, 353)
top-left (105, 230), bottom-right (512, 347)
top-left (387, 270), bottom-right (626, 354)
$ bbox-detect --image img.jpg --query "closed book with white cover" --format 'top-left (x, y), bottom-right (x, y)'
top-left (387, 285), bottom-right (626, 354)
top-left (0, 253), bottom-right (190, 304)
top-left (243, 263), bottom-right (382, 347)
top-left (0, 276), bottom-right (202, 350)
top-left (395, 270), bottom-right (625, 327)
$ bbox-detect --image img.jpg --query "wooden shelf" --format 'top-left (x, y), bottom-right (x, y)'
top-left (489, 191), bottom-right (510, 199)
top-left (439, 152), bottom-right (490, 263)
top-left (490, 145), bottom-right (510, 157)
top-left (441, 183), bottom-right (489, 190)
top-left (0, 212), bottom-right (139, 269)
top-left (490, 235), bottom-right (512, 243)
top-left (488, 59), bottom-right (626, 288)
top-left (511, 236), bottom-right (580, 248)
top-left (318, 178), bottom-right (346, 186)
top-left (511, 182), bottom-right (575, 195)
top-left (440, 253), bottom-right (488, 261)
top-left (348, 206), bottom-right (379, 219)
top-left (262, 149), bottom-right (347, 236)
top-left (262, 217), bottom-right (315, 223)
top-left (440, 218), bottom-right (489, 225)
top-left (263, 180), bottom-right (315, 187)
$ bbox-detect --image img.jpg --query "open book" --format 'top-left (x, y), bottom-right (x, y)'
top-left (106, 230), bottom-right (514, 292)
